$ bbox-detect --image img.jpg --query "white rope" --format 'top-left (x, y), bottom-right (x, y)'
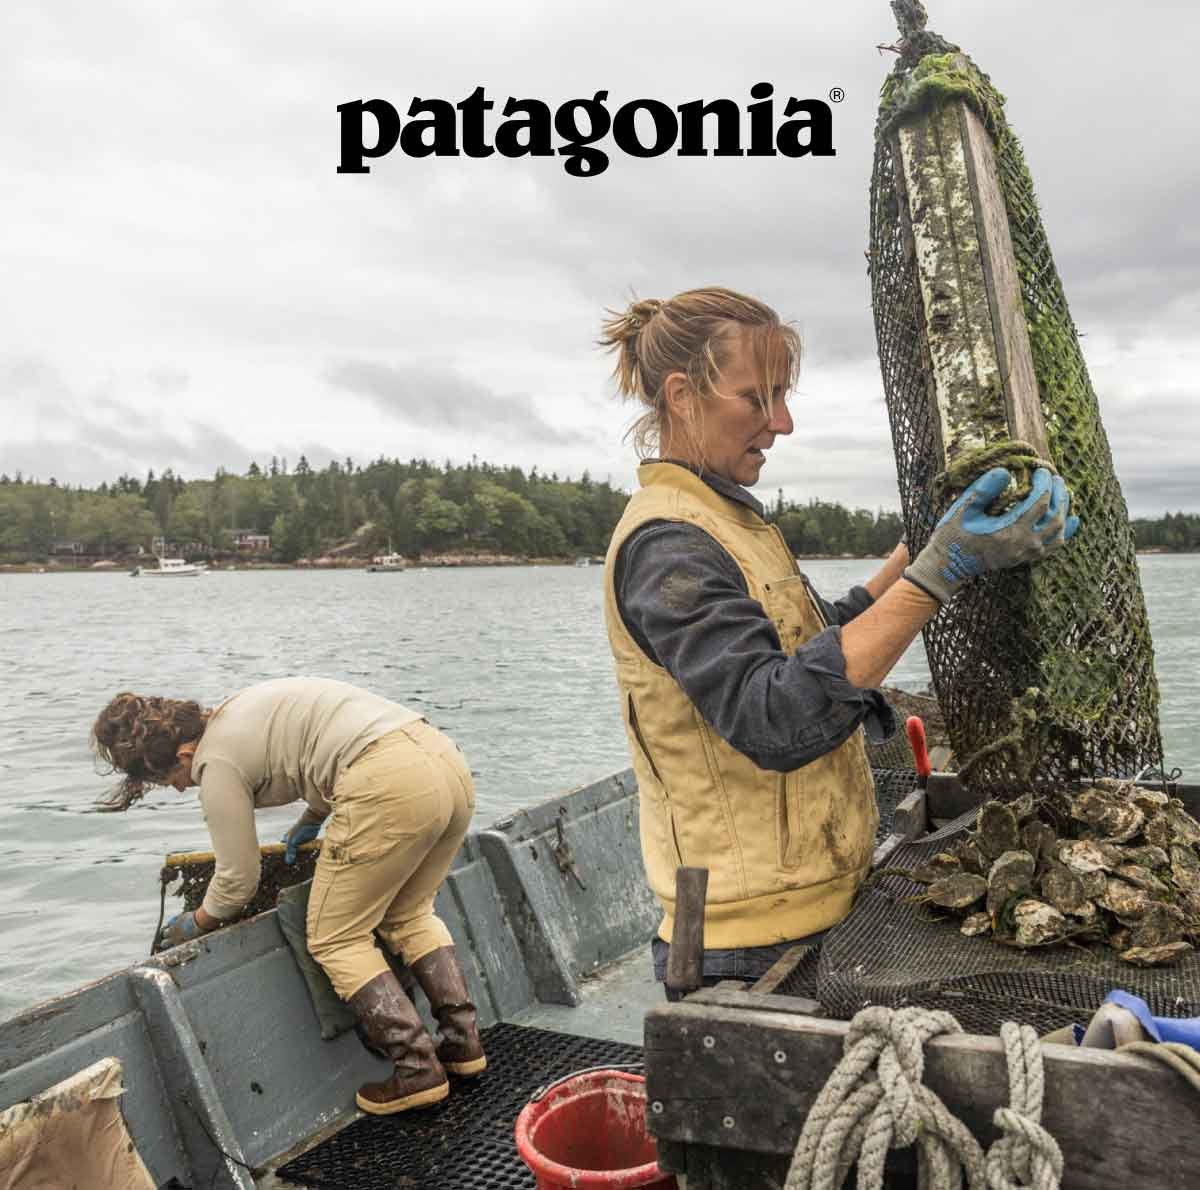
top-left (784, 1007), bottom-right (1063, 1190)
top-left (985, 1022), bottom-right (1062, 1190)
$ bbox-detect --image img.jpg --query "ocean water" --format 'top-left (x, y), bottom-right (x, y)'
top-left (0, 555), bottom-right (1195, 1019)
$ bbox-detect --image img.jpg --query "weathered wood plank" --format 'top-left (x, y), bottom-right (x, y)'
top-left (892, 789), bottom-right (929, 841)
top-left (897, 101), bottom-right (1005, 461)
top-left (666, 866), bottom-right (709, 996)
top-left (645, 1002), bottom-right (1200, 1188)
top-left (684, 987), bottom-right (822, 1018)
top-left (752, 945), bottom-right (815, 996)
top-left (892, 76), bottom-right (1048, 469)
top-left (959, 103), bottom-right (1047, 458)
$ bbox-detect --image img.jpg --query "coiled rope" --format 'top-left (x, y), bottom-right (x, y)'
top-left (784, 1007), bottom-right (1062, 1190)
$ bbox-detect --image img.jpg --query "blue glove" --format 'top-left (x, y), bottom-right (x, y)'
top-left (160, 911), bottom-right (206, 949)
top-left (904, 466), bottom-right (1080, 604)
top-left (283, 821), bottom-right (321, 864)
top-left (1075, 990), bottom-right (1200, 1052)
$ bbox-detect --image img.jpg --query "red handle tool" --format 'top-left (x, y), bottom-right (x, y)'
top-left (905, 715), bottom-right (932, 788)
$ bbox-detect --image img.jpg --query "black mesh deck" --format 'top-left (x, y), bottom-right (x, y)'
top-left (276, 1023), bottom-right (644, 1189)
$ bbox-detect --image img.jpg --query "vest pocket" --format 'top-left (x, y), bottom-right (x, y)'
top-left (626, 693), bottom-right (684, 869)
top-left (761, 575), bottom-right (826, 654)
top-left (778, 770), bottom-right (805, 869)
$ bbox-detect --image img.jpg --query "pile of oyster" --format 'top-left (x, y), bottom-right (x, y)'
top-left (907, 779), bottom-right (1200, 966)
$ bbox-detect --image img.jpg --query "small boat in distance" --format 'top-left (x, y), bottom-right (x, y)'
top-left (367, 540), bottom-right (407, 572)
top-left (132, 540), bottom-right (202, 578)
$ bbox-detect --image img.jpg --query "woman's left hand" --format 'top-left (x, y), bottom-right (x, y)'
top-left (160, 910), bottom-right (212, 948)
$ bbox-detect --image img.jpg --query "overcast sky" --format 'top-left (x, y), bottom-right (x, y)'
top-left (4, 1), bottom-right (1197, 515)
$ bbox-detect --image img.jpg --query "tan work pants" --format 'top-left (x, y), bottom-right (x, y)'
top-left (306, 719), bottom-right (475, 1000)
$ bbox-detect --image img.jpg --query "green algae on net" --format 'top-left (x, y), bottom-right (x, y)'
top-left (868, 0), bottom-right (1163, 795)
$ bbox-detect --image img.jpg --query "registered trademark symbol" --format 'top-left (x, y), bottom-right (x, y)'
top-left (829, 87), bottom-right (845, 103)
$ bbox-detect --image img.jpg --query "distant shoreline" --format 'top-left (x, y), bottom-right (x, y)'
top-left (4, 548), bottom-right (1198, 574)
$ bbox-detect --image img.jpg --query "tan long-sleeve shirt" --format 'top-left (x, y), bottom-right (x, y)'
top-left (190, 677), bottom-right (422, 918)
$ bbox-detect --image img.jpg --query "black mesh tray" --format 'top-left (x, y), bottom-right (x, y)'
top-left (276, 1023), bottom-right (644, 1189)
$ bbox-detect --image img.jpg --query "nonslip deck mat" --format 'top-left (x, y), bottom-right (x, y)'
top-left (872, 767), bottom-right (922, 844)
top-left (276, 1023), bottom-right (644, 1189)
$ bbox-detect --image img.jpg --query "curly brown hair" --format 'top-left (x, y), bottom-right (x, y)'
top-left (92, 692), bottom-right (209, 810)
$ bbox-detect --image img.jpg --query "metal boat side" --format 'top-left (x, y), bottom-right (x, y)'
top-left (0, 767), bottom-right (660, 1189)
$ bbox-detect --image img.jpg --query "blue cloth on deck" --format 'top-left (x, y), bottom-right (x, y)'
top-left (1072, 989), bottom-right (1200, 1051)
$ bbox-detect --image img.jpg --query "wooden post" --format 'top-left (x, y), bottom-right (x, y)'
top-left (890, 66), bottom-right (1049, 469)
top-left (665, 866), bottom-right (709, 997)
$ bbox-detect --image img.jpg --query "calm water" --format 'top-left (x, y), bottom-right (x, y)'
top-left (1, 556), bottom-right (1196, 1019)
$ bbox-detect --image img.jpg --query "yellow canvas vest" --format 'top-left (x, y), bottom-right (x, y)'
top-left (603, 462), bottom-right (879, 948)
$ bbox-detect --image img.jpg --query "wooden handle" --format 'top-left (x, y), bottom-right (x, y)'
top-left (163, 840), bottom-right (322, 867)
top-left (905, 715), bottom-right (932, 785)
top-left (665, 866), bottom-right (709, 995)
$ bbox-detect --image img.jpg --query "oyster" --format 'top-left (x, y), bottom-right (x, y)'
top-left (1166, 803), bottom-right (1200, 847)
top-left (1177, 889), bottom-right (1200, 926)
top-left (1120, 942), bottom-right (1194, 967)
top-left (954, 838), bottom-right (988, 876)
top-left (960, 911), bottom-right (991, 937)
top-left (977, 802), bottom-right (1020, 860)
top-left (1078, 870), bottom-right (1108, 900)
top-left (1039, 863), bottom-right (1091, 916)
top-left (1170, 845), bottom-right (1200, 893)
top-left (1130, 787), bottom-right (1170, 815)
top-left (1114, 864), bottom-right (1169, 896)
top-left (1056, 840), bottom-right (1114, 876)
top-left (1144, 814), bottom-right (1173, 849)
top-left (1143, 803), bottom-right (1200, 849)
top-left (1121, 845), bottom-right (1170, 870)
top-left (911, 852), bottom-right (962, 885)
top-left (926, 872), bottom-right (988, 909)
top-left (1110, 925), bottom-right (1133, 952)
top-left (987, 850), bottom-right (1036, 916)
top-left (1010, 792), bottom-right (1037, 823)
top-left (1068, 898), bottom-right (1099, 924)
top-left (1020, 821), bottom-right (1057, 868)
top-left (1012, 899), bottom-right (1069, 948)
top-left (1070, 788), bottom-right (1144, 843)
top-left (1098, 878), bottom-right (1152, 922)
top-left (1130, 903), bottom-right (1187, 950)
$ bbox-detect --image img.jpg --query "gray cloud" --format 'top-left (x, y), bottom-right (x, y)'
top-left (2, 0), bottom-right (1197, 511)
top-left (326, 359), bottom-right (592, 447)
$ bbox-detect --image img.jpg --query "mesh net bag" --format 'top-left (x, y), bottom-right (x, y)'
top-left (155, 842), bottom-right (321, 949)
top-left (869, 1), bottom-right (1163, 794)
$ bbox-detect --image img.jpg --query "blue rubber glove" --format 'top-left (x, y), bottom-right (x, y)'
top-left (904, 466), bottom-right (1080, 604)
top-left (1075, 990), bottom-right (1200, 1053)
top-left (283, 821), bottom-right (321, 864)
top-left (160, 911), bottom-right (207, 949)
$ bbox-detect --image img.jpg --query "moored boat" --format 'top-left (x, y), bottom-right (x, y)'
top-left (133, 557), bottom-right (202, 577)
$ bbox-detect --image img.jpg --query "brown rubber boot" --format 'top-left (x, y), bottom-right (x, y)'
top-left (348, 971), bottom-right (449, 1114)
top-left (409, 946), bottom-right (487, 1077)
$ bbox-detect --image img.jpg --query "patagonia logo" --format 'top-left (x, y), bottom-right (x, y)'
top-left (337, 84), bottom-right (838, 179)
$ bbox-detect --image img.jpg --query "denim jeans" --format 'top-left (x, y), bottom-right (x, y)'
top-left (651, 933), bottom-right (826, 1002)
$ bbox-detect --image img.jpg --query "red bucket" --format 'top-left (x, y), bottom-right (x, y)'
top-left (514, 1069), bottom-right (677, 1190)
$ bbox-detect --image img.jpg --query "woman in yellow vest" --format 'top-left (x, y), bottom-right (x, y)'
top-left (599, 287), bottom-right (1077, 997)
top-left (92, 677), bottom-right (486, 1113)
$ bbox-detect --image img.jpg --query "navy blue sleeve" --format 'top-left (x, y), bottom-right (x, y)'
top-left (615, 522), bottom-right (896, 771)
top-left (811, 584), bottom-right (875, 627)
